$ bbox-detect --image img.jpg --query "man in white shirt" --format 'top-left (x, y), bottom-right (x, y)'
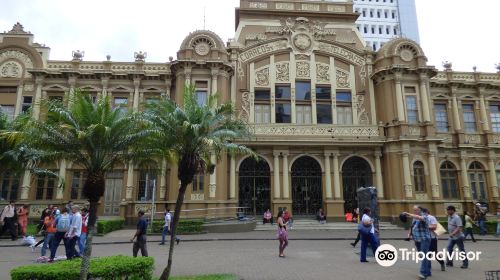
top-left (0, 200), bottom-right (18, 240)
top-left (65, 205), bottom-right (82, 259)
top-left (159, 208), bottom-right (180, 245)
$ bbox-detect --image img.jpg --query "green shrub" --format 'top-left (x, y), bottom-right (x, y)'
top-left (151, 219), bottom-right (204, 234)
top-left (438, 220), bottom-right (497, 234)
top-left (96, 219), bottom-right (125, 234)
top-left (11, 255), bottom-right (154, 280)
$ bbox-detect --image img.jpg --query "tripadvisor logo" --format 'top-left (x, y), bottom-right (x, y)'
top-left (375, 243), bottom-right (482, 267)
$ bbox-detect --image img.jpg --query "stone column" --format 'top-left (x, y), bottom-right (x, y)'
top-left (160, 158), bottom-right (167, 200)
top-left (101, 77), bottom-right (109, 99)
top-left (273, 151), bottom-right (281, 199)
top-left (394, 72), bottom-right (405, 122)
top-left (126, 161), bottom-right (134, 200)
top-left (211, 68), bottom-right (218, 97)
top-left (68, 77), bottom-right (76, 105)
top-left (184, 67), bottom-right (192, 87)
top-left (428, 146), bottom-right (440, 198)
top-left (451, 90), bottom-right (462, 131)
top-left (229, 156), bottom-right (236, 199)
top-left (479, 92), bottom-right (490, 132)
top-left (487, 153), bottom-right (500, 198)
top-left (419, 73), bottom-right (431, 122)
top-left (460, 152), bottom-right (471, 198)
top-left (133, 78), bottom-right (140, 111)
top-left (209, 153), bottom-right (217, 198)
top-left (33, 76), bottom-right (44, 120)
top-left (311, 53), bottom-right (317, 124)
top-left (56, 160), bottom-right (67, 199)
top-left (165, 80), bottom-right (171, 99)
top-left (402, 148), bottom-right (413, 198)
top-left (350, 65), bottom-right (358, 124)
top-left (333, 152), bottom-right (341, 199)
top-left (330, 57), bottom-right (337, 124)
top-left (20, 170), bottom-right (31, 200)
top-left (374, 151), bottom-right (384, 198)
top-left (282, 152), bottom-right (290, 199)
top-left (324, 152), bottom-right (333, 199)
top-left (14, 83), bottom-right (23, 117)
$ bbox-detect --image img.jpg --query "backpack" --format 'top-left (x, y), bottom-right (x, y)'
top-left (56, 214), bottom-right (70, 232)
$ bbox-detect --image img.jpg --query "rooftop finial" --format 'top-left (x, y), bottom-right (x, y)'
top-left (72, 50), bottom-right (84, 61)
top-left (134, 51), bottom-right (147, 62)
top-left (7, 22), bottom-right (30, 34)
top-left (442, 61), bottom-right (452, 71)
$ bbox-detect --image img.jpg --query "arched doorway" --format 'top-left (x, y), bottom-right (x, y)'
top-left (238, 157), bottom-right (271, 216)
top-left (291, 156), bottom-right (323, 216)
top-left (342, 156), bottom-right (372, 214)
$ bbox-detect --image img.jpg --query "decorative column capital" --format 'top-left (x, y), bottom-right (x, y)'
top-left (374, 150), bottom-right (382, 158)
top-left (133, 78), bottom-right (141, 88)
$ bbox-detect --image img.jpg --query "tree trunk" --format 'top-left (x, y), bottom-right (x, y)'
top-left (79, 198), bottom-right (99, 279)
top-left (159, 181), bottom-right (189, 280)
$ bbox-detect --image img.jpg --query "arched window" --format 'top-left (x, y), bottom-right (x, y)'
top-left (413, 161), bottom-right (425, 192)
top-left (440, 161), bottom-right (459, 199)
top-left (468, 161), bottom-right (487, 200)
top-left (0, 171), bottom-right (19, 201)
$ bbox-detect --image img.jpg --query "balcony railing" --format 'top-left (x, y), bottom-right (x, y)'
top-left (250, 124), bottom-right (380, 138)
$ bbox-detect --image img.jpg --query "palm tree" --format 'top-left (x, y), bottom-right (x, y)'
top-left (144, 86), bottom-right (254, 280)
top-left (21, 91), bottom-right (151, 280)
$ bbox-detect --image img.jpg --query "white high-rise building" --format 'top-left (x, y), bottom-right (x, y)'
top-left (353, 0), bottom-right (420, 51)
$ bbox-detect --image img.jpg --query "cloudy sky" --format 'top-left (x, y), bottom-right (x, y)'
top-left (0, 0), bottom-right (498, 72)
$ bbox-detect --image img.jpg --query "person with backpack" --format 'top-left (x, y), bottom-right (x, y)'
top-left (49, 208), bottom-right (71, 262)
top-left (65, 205), bottom-right (82, 259)
top-left (0, 200), bottom-right (18, 241)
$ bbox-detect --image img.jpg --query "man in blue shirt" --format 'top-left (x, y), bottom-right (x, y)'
top-left (130, 210), bottom-right (148, 257)
top-left (403, 205), bottom-right (432, 280)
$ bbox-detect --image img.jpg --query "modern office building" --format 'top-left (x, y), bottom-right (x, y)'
top-left (353, 0), bottom-right (420, 51)
top-left (0, 0), bottom-right (498, 223)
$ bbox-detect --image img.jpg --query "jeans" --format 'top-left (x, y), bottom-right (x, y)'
top-left (161, 226), bottom-right (179, 243)
top-left (478, 220), bottom-right (487, 235)
top-left (429, 238), bottom-right (444, 266)
top-left (360, 231), bottom-right (379, 262)
top-left (464, 228), bottom-right (476, 241)
top-left (41, 233), bottom-right (55, 257)
top-left (64, 236), bottom-right (78, 260)
top-left (50, 232), bottom-right (68, 260)
top-left (415, 239), bottom-right (432, 277)
top-left (447, 237), bottom-right (468, 266)
top-left (79, 233), bottom-right (87, 255)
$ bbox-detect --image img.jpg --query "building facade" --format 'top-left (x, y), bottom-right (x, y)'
top-left (0, 0), bottom-right (499, 223)
top-left (352, 0), bottom-right (420, 50)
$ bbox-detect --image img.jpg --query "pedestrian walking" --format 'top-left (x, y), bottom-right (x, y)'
top-left (131, 210), bottom-right (148, 257)
top-left (359, 207), bottom-right (379, 263)
top-left (49, 208), bottom-right (70, 263)
top-left (17, 204), bottom-right (29, 237)
top-left (475, 203), bottom-right (487, 235)
top-left (276, 210), bottom-right (288, 258)
top-left (78, 208), bottom-right (88, 255)
top-left (263, 209), bottom-right (273, 225)
top-left (463, 211), bottom-right (477, 242)
top-left (65, 205), bottom-right (82, 259)
top-left (0, 200), bottom-right (18, 240)
top-left (159, 208), bottom-right (179, 245)
top-left (40, 210), bottom-right (57, 257)
top-left (403, 206), bottom-right (432, 279)
top-left (38, 204), bottom-right (53, 232)
top-left (317, 208), bottom-right (326, 224)
top-left (423, 208), bottom-right (446, 272)
top-left (446, 205), bottom-right (468, 269)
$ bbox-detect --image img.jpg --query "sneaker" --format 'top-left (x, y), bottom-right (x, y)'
top-left (360, 260), bottom-right (368, 263)
top-left (460, 264), bottom-right (468, 269)
top-left (418, 274), bottom-right (426, 280)
top-left (440, 263), bottom-right (445, 271)
top-left (47, 259), bottom-right (54, 263)
top-left (158, 242), bottom-right (165, 245)
top-left (30, 245), bottom-right (35, 253)
top-left (350, 242), bottom-right (356, 248)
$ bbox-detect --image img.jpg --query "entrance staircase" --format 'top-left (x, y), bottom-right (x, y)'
top-left (254, 219), bottom-right (401, 231)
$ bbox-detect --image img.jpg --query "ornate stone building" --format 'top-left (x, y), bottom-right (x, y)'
top-left (1, 0), bottom-right (499, 222)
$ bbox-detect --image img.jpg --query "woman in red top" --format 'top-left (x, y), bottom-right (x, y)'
top-left (78, 208), bottom-right (89, 256)
top-left (17, 204), bottom-right (29, 236)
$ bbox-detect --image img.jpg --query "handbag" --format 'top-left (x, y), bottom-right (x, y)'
top-left (434, 222), bottom-right (447, 236)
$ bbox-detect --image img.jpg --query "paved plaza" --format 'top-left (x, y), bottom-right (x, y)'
top-left (0, 230), bottom-right (499, 280)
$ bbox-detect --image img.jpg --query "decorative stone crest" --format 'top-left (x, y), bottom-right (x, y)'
top-left (134, 51), bottom-right (147, 62)
top-left (7, 22), bottom-right (30, 34)
top-left (296, 61), bottom-right (310, 78)
top-left (336, 69), bottom-right (350, 88)
top-left (195, 42), bottom-right (210, 56)
top-left (356, 95), bottom-right (369, 125)
top-left (0, 61), bottom-right (22, 78)
top-left (359, 63), bottom-right (367, 86)
top-left (316, 63), bottom-right (330, 83)
top-left (255, 67), bottom-right (269, 86)
top-left (72, 50), bottom-right (85, 61)
top-left (442, 61), bottom-right (452, 70)
top-left (275, 62), bottom-right (289, 82)
top-left (0, 50), bottom-right (34, 78)
top-left (239, 91), bottom-right (250, 122)
top-left (400, 49), bottom-right (414, 62)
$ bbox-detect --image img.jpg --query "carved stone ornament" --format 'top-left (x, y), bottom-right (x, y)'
top-left (336, 69), bottom-right (350, 88)
top-left (400, 49), bottom-right (414, 62)
top-left (255, 67), bottom-right (269, 86)
top-left (0, 61), bottom-right (22, 78)
top-left (356, 95), bottom-right (369, 125)
top-left (359, 64), bottom-right (367, 86)
top-left (316, 63), bottom-right (330, 83)
top-left (134, 51), bottom-right (147, 62)
top-left (0, 50), bottom-right (34, 78)
top-left (195, 42), bottom-right (210, 56)
top-left (275, 62), bottom-right (289, 82)
top-left (7, 22), bottom-right (30, 34)
top-left (296, 61), bottom-right (310, 78)
top-left (293, 33), bottom-right (312, 51)
top-left (252, 124), bottom-right (380, 137)
top-left (24, 84), bottom-right (34, 91)
top-left (72, 50), bottom-right (85, 61)
top-left (239, 91), bottom-right (250, 122)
